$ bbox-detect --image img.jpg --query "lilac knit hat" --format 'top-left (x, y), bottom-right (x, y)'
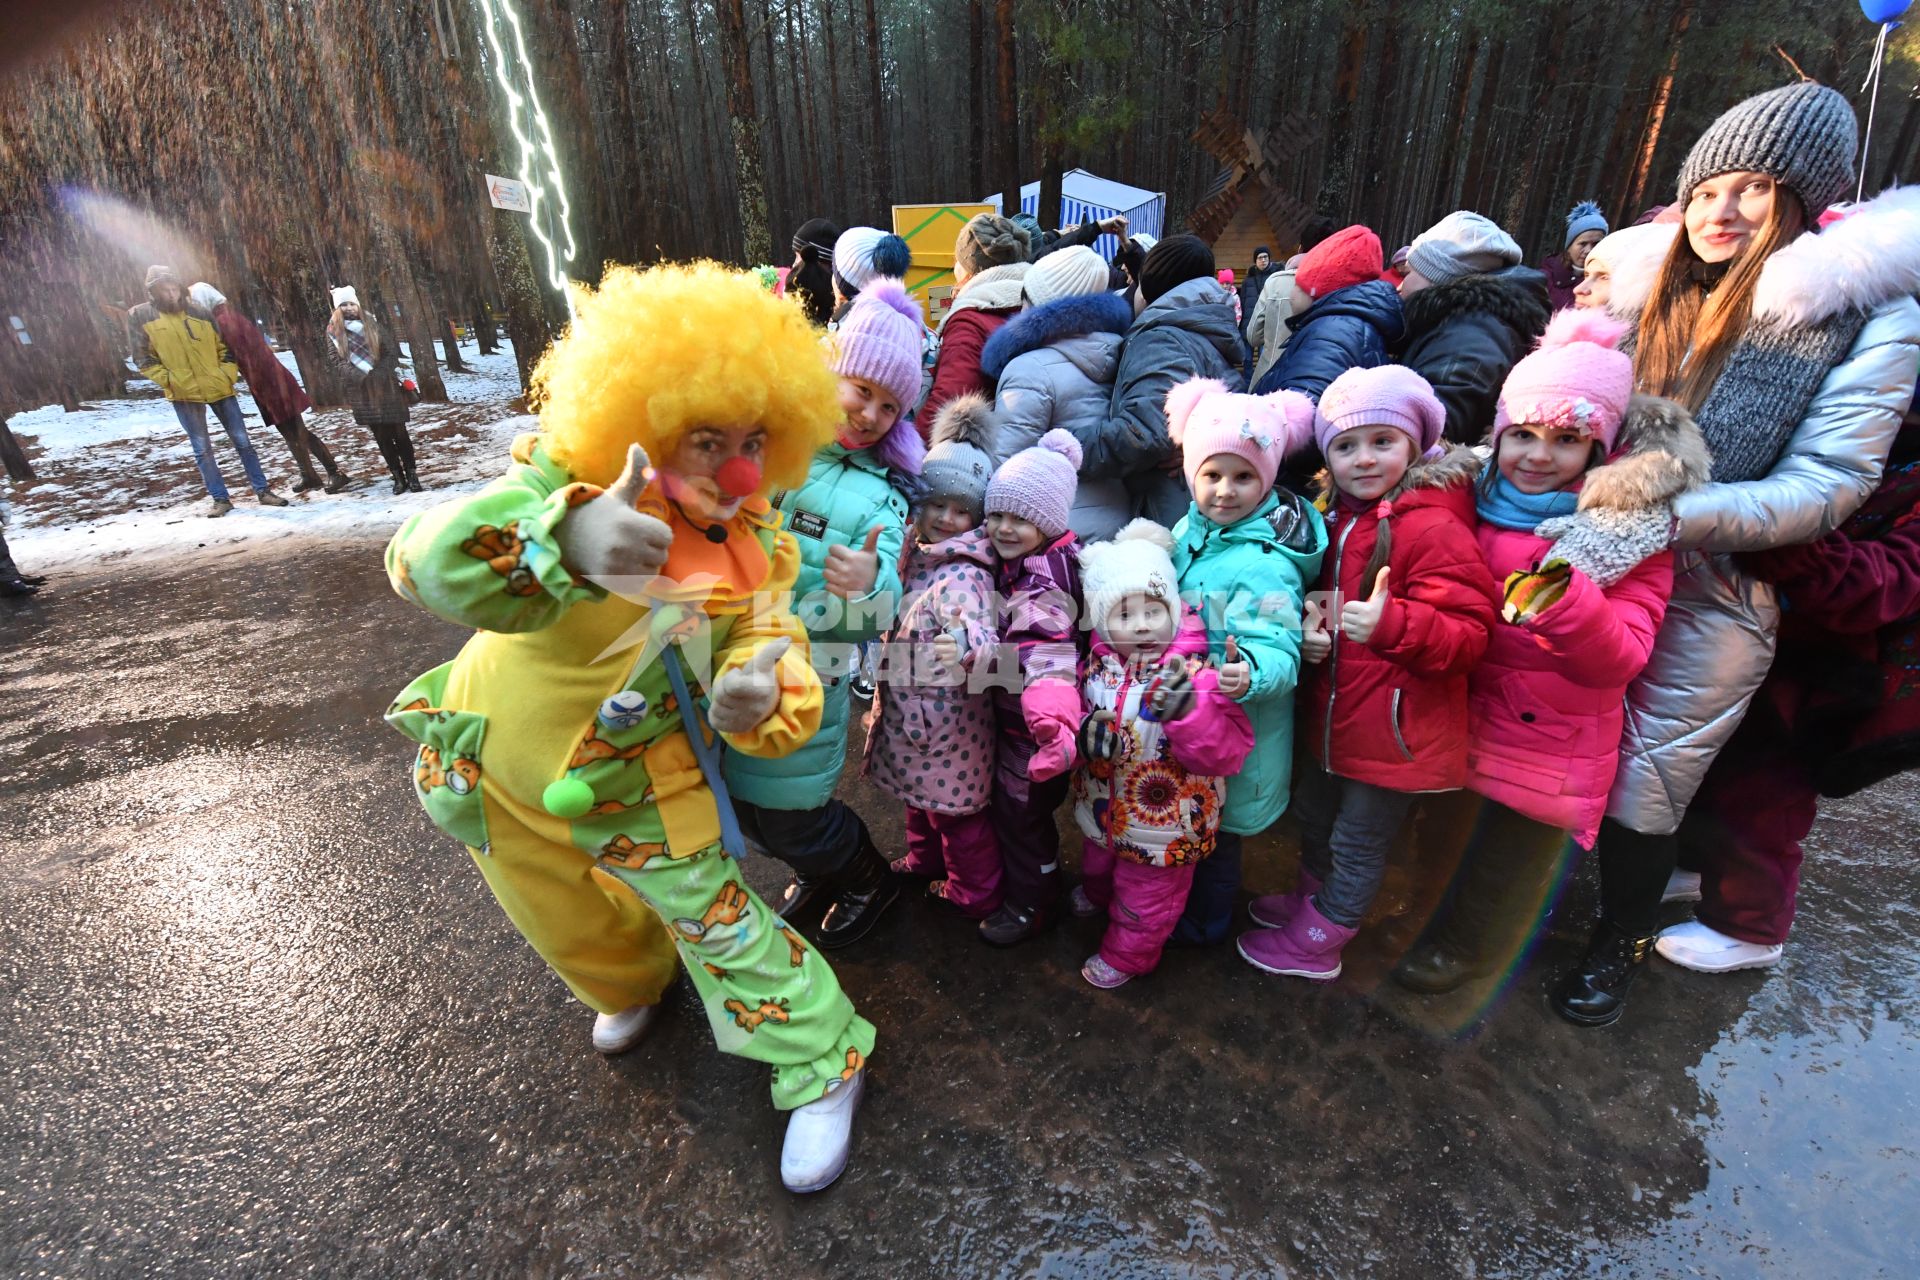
top-left (1494, 309), bottom-right (1634, 454)
top-left (1314, 365), bottom-right (1447, 456)
top-left (1165, 377), bottom-right (1316, 495)
top-left (986, 428), bottom-right (1082, 539)
top-left (829, 279), bottom-right (924, 408)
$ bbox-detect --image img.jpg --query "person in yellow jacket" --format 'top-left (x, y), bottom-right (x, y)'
top-left (384, 261), bottom-right (874, 1193)
top-left (129, 265), bottom-right (287, 516)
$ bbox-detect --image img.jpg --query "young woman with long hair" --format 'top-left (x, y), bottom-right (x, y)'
top-left (1550, 82), bottom-right (1920, 1026)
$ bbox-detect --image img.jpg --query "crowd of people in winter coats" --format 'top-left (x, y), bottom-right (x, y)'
top-left (387, 78), bottom-right (1920, 1192)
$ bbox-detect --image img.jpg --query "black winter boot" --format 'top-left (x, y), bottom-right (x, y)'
top-left (1550, 923), bottom-right (1655, 1027)
top-left (776, 871), bottom-right (834, 926)
top-left (814, 831), bottom-right (899, 950)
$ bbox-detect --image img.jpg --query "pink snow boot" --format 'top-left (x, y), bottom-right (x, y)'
top-left (1247, 870), bottom-right (1324, 930)
top-left (1237, 898), bottom-right (1355, 981)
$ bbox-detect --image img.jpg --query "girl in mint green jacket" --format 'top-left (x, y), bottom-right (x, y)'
top-left (1161, 378), bottom-right (1327, 945)
top-left (725, 281), bottom-right (923, 950)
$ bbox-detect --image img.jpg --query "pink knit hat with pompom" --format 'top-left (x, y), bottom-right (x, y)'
top-left (1166, 378), bottom-right (1315, 496)
top-left (986, 428), bottom-right (1082, 539)
top-left (1493, 309), bottom-right (1634, 454)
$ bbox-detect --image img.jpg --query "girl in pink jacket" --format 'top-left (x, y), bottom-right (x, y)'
top-left (1067, 520), bottom-right (1254, 988)
top-left (1393, 310), bottom-right (1709, 999)
top-left (864, 398), bottom-right (1003, 917)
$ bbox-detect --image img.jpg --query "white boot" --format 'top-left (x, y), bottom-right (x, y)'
top-left (590, 1003), bottom-right (659, 1055)
top-left (1662, 869), bottom-right (1703, 903)
top-left (780, 1069), bottom-right (865, 1193)
top-left (1656, 920), bottom-right (1783, 973)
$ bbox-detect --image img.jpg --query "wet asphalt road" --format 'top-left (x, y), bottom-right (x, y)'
top-left (2, 541), bottom-right (1917, 1279)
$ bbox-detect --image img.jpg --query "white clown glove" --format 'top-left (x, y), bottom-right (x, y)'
top-left (708, 637), bottom-right (793, 735)
top-left (556, 443), bottom-right (674, 581)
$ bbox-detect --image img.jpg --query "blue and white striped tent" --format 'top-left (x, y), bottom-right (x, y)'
top-left (984, 169), bottom-right (1165, 260)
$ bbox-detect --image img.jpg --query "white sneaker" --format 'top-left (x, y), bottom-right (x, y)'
top-left (780, 1068), bottom-right (865, 1193)
top-left (1656, 920), bottom-right (1783, 973)
top-left (590, 1003), bottom-right (659, 1055)
top-left (1662, 870), bottom-right (1703, 903)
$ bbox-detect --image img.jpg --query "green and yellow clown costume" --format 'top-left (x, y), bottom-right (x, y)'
top-left (382, 264), bottom-right (874, 1110)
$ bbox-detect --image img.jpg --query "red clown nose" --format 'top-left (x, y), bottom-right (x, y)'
top-left (715, 456), bottom-right (762, 498)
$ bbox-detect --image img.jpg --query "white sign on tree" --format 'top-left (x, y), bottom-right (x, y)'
top-left (485, 174), bottom-right (533, 214)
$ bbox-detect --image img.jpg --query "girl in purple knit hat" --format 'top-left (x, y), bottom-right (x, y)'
top-left (725, 280), bottom-right (925, 952)
top-left (975, 428), bottom-right (1087, 946)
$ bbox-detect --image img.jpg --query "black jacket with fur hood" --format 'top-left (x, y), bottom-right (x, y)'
top-left (1400, 266), bottom-right (1552, 445)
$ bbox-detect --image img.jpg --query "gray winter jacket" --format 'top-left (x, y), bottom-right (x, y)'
top-left (1082, 277), bottom-right (1246, 528)
top-left (1608, 185), bottom-right (1920, 834)
top-left (980, 291), bottom-right (1137, 541)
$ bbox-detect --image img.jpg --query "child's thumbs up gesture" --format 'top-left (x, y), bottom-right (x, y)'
top-left (1300, 599), bottom-right (1332, 665)
top-left (556, 443), bottom-right (674, 580)
top-left (1341, 568), bottom-right (1393, 646)
top-left (1216, 635), bottom-right (1251, 699)
top-left (824, 525), bottom-right (884, 600)
top-left (708, 636), bottom-right (793, 734)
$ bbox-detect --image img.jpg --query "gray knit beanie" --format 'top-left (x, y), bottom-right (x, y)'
top-left (1675, 81), bottom-right (1857, 215)
top-left (955, 214), bottom-right (1032, 277)
top-left (1406, 211), bottom-right (1522, 287)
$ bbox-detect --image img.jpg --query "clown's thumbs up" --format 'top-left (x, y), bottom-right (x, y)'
top-left (708, 637), bottom-right (793, 735)
top-left (556, 443), bottom-right (672, 580)
top-left (824, 524), bottom-right (885, 600)
top-left (607, 443), bottom-right (654, 506)
top-left (1341, 568), bottom-right (1393, 645)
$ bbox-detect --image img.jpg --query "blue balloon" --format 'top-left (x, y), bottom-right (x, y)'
top-left (1860, 0), bottom-right (1912, 23)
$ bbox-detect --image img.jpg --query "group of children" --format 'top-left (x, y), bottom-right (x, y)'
top-left (773, 281), bottom-right (1708, 994)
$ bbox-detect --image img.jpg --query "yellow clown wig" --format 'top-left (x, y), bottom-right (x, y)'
top-left (532, 261), bottom-right (842, 492)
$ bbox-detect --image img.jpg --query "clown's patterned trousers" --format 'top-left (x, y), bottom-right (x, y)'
top-left (470, 792), bottom-right (875, 1110)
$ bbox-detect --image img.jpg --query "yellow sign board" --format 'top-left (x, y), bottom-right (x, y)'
top-left (892, 202), bottom-right (995, 325)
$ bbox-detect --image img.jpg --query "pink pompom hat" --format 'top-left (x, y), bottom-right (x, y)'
top-left (1493, 309), bottom-right (1634, 454)
top-left (1165, 377), bottom-right (1316, 496)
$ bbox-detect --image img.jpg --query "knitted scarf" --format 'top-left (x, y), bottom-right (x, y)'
top-left (1476, 471), bottom-right (1579, 531)
top-left (1690, 309), bottom-right (1869, 483)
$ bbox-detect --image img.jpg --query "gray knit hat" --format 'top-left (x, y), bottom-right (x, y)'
top-left (1675, 81), bottom-right (1857, 215)
top-left (1406, 211), bottom-right (1522, 287)
top-left (923, 393), bottom-right (999, 519)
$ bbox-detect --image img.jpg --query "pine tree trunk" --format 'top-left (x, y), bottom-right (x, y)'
top-left (995, 0), bottom-right (1020, 213)
top-left (719, 0), bottom-right (771, 265)
top-left (863, 0), bottom-right (889, 211)
top-left (1627, 1), bottom-right (1694, 214)
top-left (968, 0), bottom-right (987, 198)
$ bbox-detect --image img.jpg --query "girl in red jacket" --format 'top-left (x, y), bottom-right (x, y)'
top-left (1241, 365), bottom-right (1498, 981)
top-left (1391, 310), bottom-right (1710, 998)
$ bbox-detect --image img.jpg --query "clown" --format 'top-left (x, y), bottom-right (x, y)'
top-left (384, 262), bottom-right (872, 1193)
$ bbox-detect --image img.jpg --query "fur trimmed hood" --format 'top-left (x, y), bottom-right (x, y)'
top-left (1609, 185), bottom-right (1920, 329)
top-left (1401, 266), bottom-right (1552, 345)
top-left (979, 291), bottom-right (1134, 379)
top-left (1579, 393), bottom-right (1712, 511)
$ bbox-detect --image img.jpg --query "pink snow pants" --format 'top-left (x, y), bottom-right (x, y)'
top-left (904, 806), bottom-right (1004, 919)
top-left (1081, 839), bottom-right (1200, 976)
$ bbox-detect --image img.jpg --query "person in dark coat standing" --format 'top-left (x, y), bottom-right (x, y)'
top-left (1398, 212), bottom-right (1552, 444)
top-left (326, 286), bottom-right (421, 494)
top-left (1253, 225), bottom-right (1403, 401)
top-left (1238, 245), bottom-right (1279, 332)
top-left (191, 282), bottom-right (348, 493)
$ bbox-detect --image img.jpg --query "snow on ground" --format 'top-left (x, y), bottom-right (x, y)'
top-left (4, 342), bottom-right (533, 571)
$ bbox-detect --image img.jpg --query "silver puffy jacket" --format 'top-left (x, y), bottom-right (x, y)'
top-left (1609, 186), bottom-right (1920, 833)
